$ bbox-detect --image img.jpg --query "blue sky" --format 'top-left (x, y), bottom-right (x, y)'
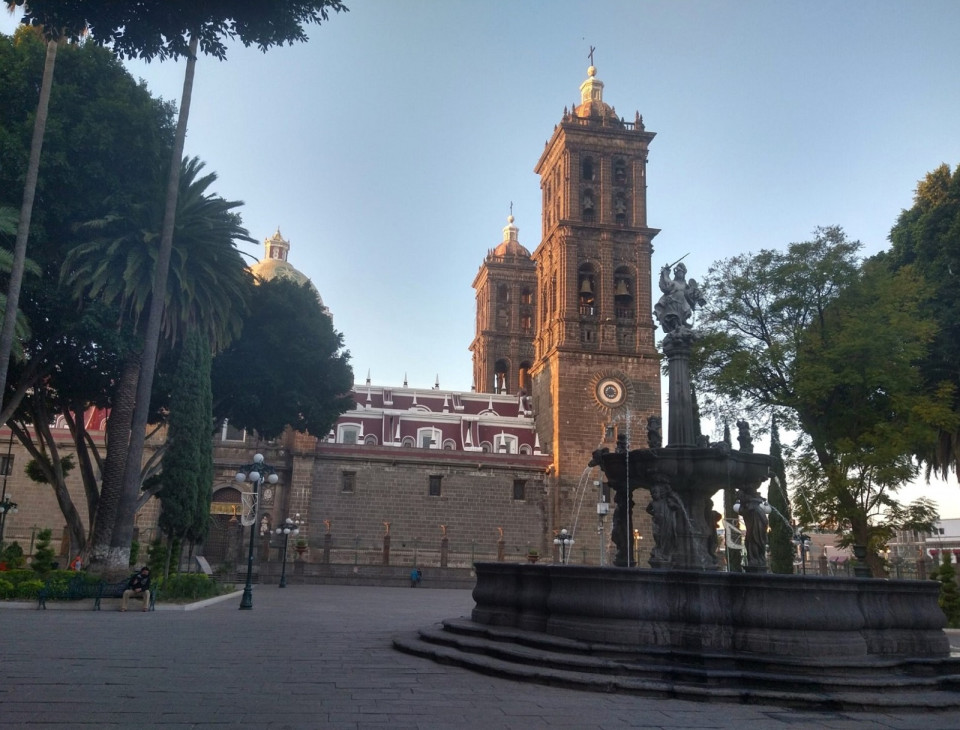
top-left (4, 1), bottom-right (959, 513)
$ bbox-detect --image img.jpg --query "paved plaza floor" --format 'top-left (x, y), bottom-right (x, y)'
top-left (2, 584), bottom-right (959, 729)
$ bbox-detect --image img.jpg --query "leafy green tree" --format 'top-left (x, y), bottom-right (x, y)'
top-left (158, 330), bottom-right (206, 552)
top-left (934, 551), bottom-right (960, 628)
top-left (884, 163), bottom-right (960, 479)
top-left (188, 333), bottom-right (215, 554)
top-left (30, 527), bottom-right (56, 575)
top-left (12, 0), bottom-right (349, 576)
top-left (11, 0), bottom-right (348, 574)
top-left (0, 28), bottom-right (175, 557)
top-left (213, 277), bottom-right (354, 440)
top-left (694, 228), bottom-right (947, 575)
top-left (768, 418), bottom-right (794, 574)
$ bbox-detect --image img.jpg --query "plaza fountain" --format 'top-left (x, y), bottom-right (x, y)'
top-left (395, 262), bottom-right (960, 710)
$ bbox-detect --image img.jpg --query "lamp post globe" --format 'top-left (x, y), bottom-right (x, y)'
top-left (235, 453), bottom-right (280, 610)
top-left (553, 528), bottom-right (574, 564)
top-left (275, 514), bottom-right (301, 588)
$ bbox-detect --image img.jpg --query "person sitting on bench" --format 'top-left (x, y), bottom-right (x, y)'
top-left (121, 566), bottom-right (151, 612)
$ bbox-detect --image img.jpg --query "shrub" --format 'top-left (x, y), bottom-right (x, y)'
top-left (2, 569), bottom-right (36, 586)
top-left (129, 540), bottom-right (140, 567)
top-left (935, 553), bottom-right (960, 628)
top-left (15, 578), bottom-right (44, 599)
top-left (0, 578), bottom-right (13, 598)
top-left (1, 541), bottom-right (26, 569)
top-left (160, 573), bottom-right (222, 601)
top-left (31, 528), bottom-right (57, 575)
top-left (147, 540), bottom-right (168, 577)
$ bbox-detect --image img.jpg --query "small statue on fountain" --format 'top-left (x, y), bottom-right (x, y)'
top-left (646, 477), bottom-right (685, 565)
top-left (616, 431), bottom-right (629, 454)
top-left (736, 420), bottom-right (754, 453)
top-left (737, 482), bottom-right (769, 571)
top-left (654, 262), bottom-right (705, 335)
top-left (646, 415), bottom-right (662, 449)
top-left (705, 505), bottom-right (722, 563)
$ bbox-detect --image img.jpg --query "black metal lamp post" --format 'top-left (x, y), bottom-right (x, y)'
top-left (553, 528), bottom-right (574, 564)
top-left (235, 453), bottom-right (279, 610)
top-left (0, 494), bottom-right (18, 544)
top-left (0, 432), bottom-right (16, 544)
top-left (796, 532), bottom-right (811, 575)
top-left (275, 514), bottom-right (301, 588)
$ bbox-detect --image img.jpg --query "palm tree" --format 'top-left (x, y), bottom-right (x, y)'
top-left (62, 157), bottom-right (254, 571)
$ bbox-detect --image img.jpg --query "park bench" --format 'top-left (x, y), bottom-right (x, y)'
top-left (37, 574), bottom-right (157, 611)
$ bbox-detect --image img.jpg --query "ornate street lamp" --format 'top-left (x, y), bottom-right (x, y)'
top-left (0, 494), bottom-right (18, 544)
top-left (0, 432), bottom-right (16, 544)
top-left (274, 514), bottom-right (301, 588)
top-left (235, 453), bottom-right (279, 610)
top-left (553, 527), bottom-right (574, 564)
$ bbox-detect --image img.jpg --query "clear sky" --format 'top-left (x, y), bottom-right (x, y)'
top-left (3, 1), bottom-right (959, 514)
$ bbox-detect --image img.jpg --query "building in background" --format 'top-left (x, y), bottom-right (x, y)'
top-left (5, 65), bottom-right (666, 570)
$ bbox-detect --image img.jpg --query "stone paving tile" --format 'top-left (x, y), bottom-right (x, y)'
top-left (3, 584), bottom-right (960, 729)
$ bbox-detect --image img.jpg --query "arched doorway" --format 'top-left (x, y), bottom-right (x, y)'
top-left (204, 486), bottom-right (243, 566)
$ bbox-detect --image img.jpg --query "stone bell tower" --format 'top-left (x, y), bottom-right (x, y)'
top-left (470, 213), bottom-right (537, 395)
top-left (529, 64), bottom-right (662, 536)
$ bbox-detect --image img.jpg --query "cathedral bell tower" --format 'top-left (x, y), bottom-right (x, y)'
top-left (530, 64), bottom-right (662, 523)
top-left (470, 214), bottom-right (537, 395)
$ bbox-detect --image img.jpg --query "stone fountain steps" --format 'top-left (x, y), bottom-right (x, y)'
top-left (393, 618), bottom-right (960, 711)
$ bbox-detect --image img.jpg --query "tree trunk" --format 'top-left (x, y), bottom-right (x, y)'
top-left (10, 415), bottom-right (85, 558)
top-left (107, 35), bottom-right (199, 574)
top-left (86, 353), bottom-right (139, 570)
top-left (61, 406), bottom-right (100, 526)
top-left (0, 40), bottom-right (57, 402)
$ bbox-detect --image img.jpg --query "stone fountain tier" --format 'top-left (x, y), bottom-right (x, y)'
top-left (392, 563), bottom-right (960, 710)
top-left (594, 446), bottom-right (772, 570)
top-left (598, 445), bottom-right (772, 493)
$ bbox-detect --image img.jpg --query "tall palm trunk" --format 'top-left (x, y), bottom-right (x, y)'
top-left (86, 353), bottom-right (139, 568)
top-left (105, 34), bottom-right (199, 573)
top-left (0, 40), bottom-right (57, 402)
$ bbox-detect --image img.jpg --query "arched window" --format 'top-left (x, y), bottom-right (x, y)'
top-left (442, 439), bottom-right (456, 450)
top-left (497, 283), bottom-right (510, 303)
top-left (578, 263), bottom-right (596, 315)
top-left (614, 157), bottom-right (627, 184)
top-left (614, 266), bottom-right (634, 319)
top-left (582, 156), bottom-right (595, 181)
top-left (614, 192), bottom-right (628, 225)
top-left (520, 287), bottom-right (532, 305)
top-left (582, 188), bottom-right (595, 222)
top-left (363, 434), bottom-right (378, 446)
top-left (401, 436), bottom-right (416, 448)
top-left (337, 424), bottom-right (361, 444)
top-left (494, 359), bottom-right (509, 394)
top-left (417, 427), bottom-right (441, 449)
top-left (518, 362), bottom-right (532, 393)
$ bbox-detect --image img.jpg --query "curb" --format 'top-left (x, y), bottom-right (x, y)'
top-left (0, 590), bottom-right (244, 611)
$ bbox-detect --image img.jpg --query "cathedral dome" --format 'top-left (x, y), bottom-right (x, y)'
top-left (250, 229), bottom-right (326, 309)
top-left (490, 215), bottom-right (530, 259)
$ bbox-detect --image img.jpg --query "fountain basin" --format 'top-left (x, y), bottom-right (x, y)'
top-left (471, 563), bottom-right (950, 659)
